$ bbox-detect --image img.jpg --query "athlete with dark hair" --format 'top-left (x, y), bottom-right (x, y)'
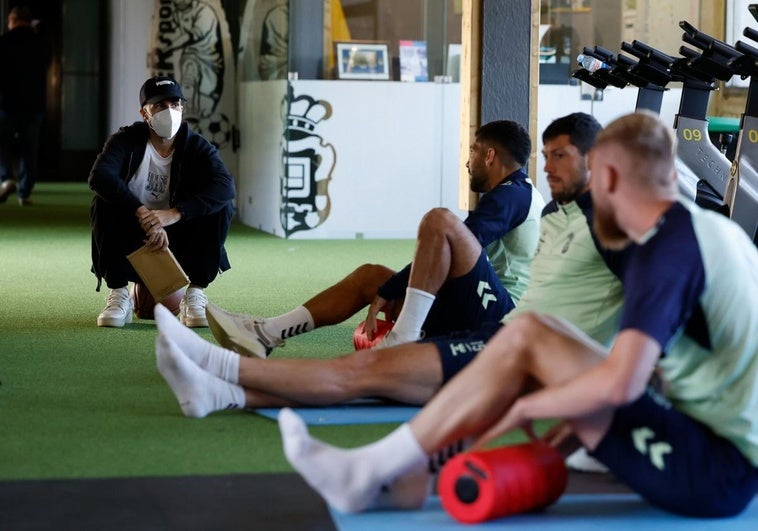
top-left (282, 112), bottom-right (758, 518)
top-left (206, 119), bottom-right (545, 355)
top-left (154, 113), bottom-right (628, 431)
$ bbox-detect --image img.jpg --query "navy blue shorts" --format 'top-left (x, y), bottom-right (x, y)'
top-left (590, 388), bottom-right (758, 517)
top-left (421, 249), bottom-right (514, 338)
top-left (423, 321), bottom-right (503, 384)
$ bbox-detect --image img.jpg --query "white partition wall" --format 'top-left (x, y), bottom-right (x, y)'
top-left (236, 80), bottom-right (463, 239)
top-left (236, 80), bottom-right (289, 235)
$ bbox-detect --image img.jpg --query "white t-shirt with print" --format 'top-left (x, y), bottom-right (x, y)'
top-left (128, 141), bottom-right (173, 210)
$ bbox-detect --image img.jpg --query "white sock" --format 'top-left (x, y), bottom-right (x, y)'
top-left (156, 334), bottom-right (246, 418)
top-left (375, 465), bottom-right (433, 510)
top-left (279, 408), bottom-right (428, 513)
top-left (391, 287), bottom-right (435, 342)
top-left (262, 306), bottom-right (314, 340)
top-left (154, 303), bottom-right (240, 383)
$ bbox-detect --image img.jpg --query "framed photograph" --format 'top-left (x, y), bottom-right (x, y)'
top-left (399, 40), bottom-right (428, 82)
top-left (335, 41), bottom-right (390, 80)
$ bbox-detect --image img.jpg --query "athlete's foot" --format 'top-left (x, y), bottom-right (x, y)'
top-left (375, 465), bottom-right (431, 510)
top-left (375, 330), bottom-right (420, 350)
top-left (155, 334), bottom-right (245, 418)
top-left (155, 304), bottom-right (240, 383)
top-left (279, 408), bottom-right (428, 513)
top-left (206, 303), bottom-right (284, 358)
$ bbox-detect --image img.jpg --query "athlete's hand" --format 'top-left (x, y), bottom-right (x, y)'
top-left (365, 295), bottom-right (396, 340)
top-left (541, 421), bottom-right (581, 456)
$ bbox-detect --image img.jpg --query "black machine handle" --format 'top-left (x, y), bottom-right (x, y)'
top-left (583, 45), bottom-right (617, 64)
top-left (618, 41), bottom-right (673, 87)
top-left (732, 40), bottom-right (758, 77)
top-left (679, 20), bottom-right (743, 81)
top-left (571, 68), bottom-right (609, 90)
top-left (575, 46), bottom-right (635, 89)
top-left (630, 40), bottom-right (676, 67)
top-left (579, 44), bottom-right (664, 89)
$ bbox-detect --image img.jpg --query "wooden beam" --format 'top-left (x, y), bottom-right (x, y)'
top-left (528, 0), bottom-right (540, 186)
top-left (459, 0), bottom-right (482, 211)
top-left (459, 0), bottom-right (539, 209)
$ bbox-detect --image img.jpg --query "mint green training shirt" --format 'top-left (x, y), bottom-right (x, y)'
top-left (504, 192), bottom-right (626, 348)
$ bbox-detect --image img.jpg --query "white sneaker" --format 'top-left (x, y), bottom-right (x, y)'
top-left (97, 287), bottom-right (133, 327)
top-left (180, 287), bottom-right (208, 328)
top-left (205, 302), bottom-right (284, 358)
top-left (565, 447), bottom-right (609, 473)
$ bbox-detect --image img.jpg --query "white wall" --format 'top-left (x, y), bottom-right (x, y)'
top-left (237, 80), bottom-right (463, 239)
top-left (107, 0), bottom-right (152, 135)
top-left (534, 84), bottom-right (683, 200)
top-left (236, 80), bottom-right (289, 235)
top-left (104, 3), bottom-right (687, 238)
top-left (727, 0), bottom-right (756, 88)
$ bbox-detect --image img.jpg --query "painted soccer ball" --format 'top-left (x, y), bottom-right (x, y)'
top-left (198, 114), bottom-right (231, 149)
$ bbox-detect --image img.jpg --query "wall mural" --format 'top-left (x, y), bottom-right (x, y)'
top-left (238, 0), bottom-right (288, 82)
top-left (148, 0), bottom-right (236, 156)
top-left (281, 87), bottom-right (336, 237)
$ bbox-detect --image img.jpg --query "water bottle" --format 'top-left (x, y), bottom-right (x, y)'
top-left (438, 441), bottom-right (568, 524)
top-left (577, 53), bottom-right (610, 72)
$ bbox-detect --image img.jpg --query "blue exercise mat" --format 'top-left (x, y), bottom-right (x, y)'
top-left (252, 400), bottom-right (421, 425)
top-left (330, 493), bottom-right (758, 530)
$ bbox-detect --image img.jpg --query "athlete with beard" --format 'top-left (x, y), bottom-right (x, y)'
top-left (280, 111), bottom-right (758, 518)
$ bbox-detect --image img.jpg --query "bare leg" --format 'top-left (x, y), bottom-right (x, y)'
top-left (384, 209), bottom-right (483, 345)
top-left (159, 303), bottom-right (445, 412)
top-left (238, 341), bottom-right (444, 406)
top-left (305, 209), bottom-right (482, 319)
top-left (206, 264), bottom-right (396, 356)
top-left (279, 313), bottom-right (613, 512)
top-left (303, 263), bottom-right (395, 327)
top-left (408, 208), bottom-right (482, 293)
top-left (408, 313), bottom-right (610, 453)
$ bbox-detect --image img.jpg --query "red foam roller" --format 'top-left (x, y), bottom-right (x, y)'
top-left (438, 442), bottom-right (568, 524)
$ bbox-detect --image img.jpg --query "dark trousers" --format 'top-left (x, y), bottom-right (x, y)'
top-left (0, 109), bottom-right (44, 199)
top-left (92, 202), bottom-right (233, 290)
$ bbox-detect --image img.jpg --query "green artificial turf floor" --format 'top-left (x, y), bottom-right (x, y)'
top-left (0, 182), bottom-right (534, 484)
top-left (0, 182), bottom-right (420, 481)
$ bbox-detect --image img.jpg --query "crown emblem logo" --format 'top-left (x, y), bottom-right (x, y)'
top-left (283, 93), bottom-right (332, 134)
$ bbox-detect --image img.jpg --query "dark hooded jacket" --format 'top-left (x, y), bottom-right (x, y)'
top-left (89, 120), bottom-right (235, 289)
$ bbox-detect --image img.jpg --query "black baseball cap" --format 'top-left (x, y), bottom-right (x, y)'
top-left (139, 76), bottom-right (186, 107)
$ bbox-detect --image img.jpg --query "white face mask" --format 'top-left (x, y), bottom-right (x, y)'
top-left (149, 107), bottom-right (182, 139)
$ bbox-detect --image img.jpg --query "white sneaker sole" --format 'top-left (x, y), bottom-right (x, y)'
top-left (206, 303), bottom-right (267, 358)
top-left (180, 314), bottom-right (208, 328)
top-left (97, 312), bottom-right (133, 328)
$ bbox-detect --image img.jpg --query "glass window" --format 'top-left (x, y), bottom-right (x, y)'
top-left (235, 0), bottom-right (465, 239)
top-left (539, 0), bottom-right (704, 85)
top-left (329, 0), bottom-right (462, 81)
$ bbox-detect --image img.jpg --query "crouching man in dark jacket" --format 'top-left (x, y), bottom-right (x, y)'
top-left (89, 76), bottom-right (235, 329)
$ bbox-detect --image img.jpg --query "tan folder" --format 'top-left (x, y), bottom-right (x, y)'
top-left (126, 245), bottom-right (190, 301)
